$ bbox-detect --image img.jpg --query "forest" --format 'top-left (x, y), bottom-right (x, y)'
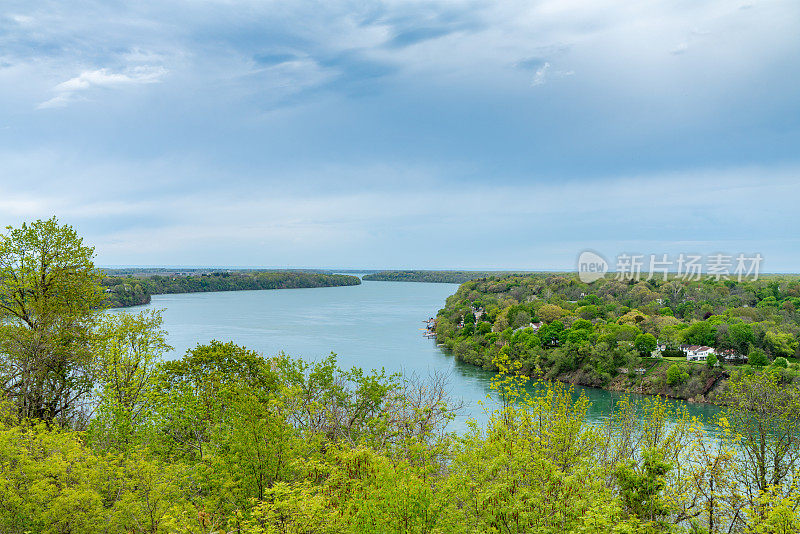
top-left (102, 271), bottom-right (361, 307)
top-left (363, 270), bottom-right (538, 284)
top-left (1, 219), bottom-right (799, 533)
top-left (435, 273), bottom-right (800, 403)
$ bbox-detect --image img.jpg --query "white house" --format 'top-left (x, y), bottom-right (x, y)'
top-left (682, 345), bottom-right (715, 361)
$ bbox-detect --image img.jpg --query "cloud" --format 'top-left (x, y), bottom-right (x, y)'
top-left (670, 43), bottom-right (689, 55)
top-left (532, 62), bottom-right (550, 85)
top-left (36, 94), bottom-right (75, 109)
top-left (0, 0), bottom-right (798, 269)
top-left (530, 61), bottom-right (572, 86)
top-left (2, 144), bottom-right (797, 269)
top-left (515, 57), bottom-right (546, 70)
top-left (37, 66), bottom-right (167, 109)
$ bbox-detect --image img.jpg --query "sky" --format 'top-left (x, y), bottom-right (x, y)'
top-left (1, 0), bottom-right (799, 271)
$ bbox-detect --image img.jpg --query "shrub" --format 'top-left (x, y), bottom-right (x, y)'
top-left (666, 363), bottom-right (689, 386)
top-left (773, 357), bottom-right (789, 369)
top-left (748, 348), bottom-right (769, 368)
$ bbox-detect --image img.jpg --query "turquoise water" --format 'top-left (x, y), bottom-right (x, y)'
top-left (118, 279), bottom-right (721, 432)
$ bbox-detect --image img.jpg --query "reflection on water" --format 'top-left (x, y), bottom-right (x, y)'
top-left (446, 354), bottom-right (722, 435)
top-left (115, 280), bottom-right (721, 434)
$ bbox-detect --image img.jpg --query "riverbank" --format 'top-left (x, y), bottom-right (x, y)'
top-left (103, 271), bottom-right (361, 308)
top-left (432, 272), bottom-right (800, 409)
top-left (363, 270), bottom-right (540, 284)
top-left (553, 357), bottom-right (730, 405)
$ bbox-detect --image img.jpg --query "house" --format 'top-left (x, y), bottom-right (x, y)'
top-left (513, 322), bottom-right (543, 334)
top-left (718, 349), bottom-right (746, 362)
top-left (682, 345), bottom-right (715, 361)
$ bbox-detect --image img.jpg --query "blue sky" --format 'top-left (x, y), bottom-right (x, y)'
top-left (1, 0), bottom-right (799, 271)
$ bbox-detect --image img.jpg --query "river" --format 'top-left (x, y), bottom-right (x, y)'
top-left (118, 279), bottom-right (721, 432)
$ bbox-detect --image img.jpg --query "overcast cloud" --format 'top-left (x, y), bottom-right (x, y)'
top-left (1, 0), bottom-right (798, 270)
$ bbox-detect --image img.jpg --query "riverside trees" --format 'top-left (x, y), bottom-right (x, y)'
top-left (0, 217), bottom-right (104, 424)
top-left (2, 335), bottom-right (800, 532)
top-left (434, 273), bottom-right (800, 401)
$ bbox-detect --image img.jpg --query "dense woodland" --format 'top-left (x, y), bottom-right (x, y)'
top-left (363, 270), bottom-right (537, 284)
top-left (435, 274), bottom-right (800, 402)
top-left (1, 219), bottom-right (799, 533)
top-left (102, 271), bottom-right (361, 308)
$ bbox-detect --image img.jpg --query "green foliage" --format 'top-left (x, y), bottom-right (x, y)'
top-left (362, 270), bottom-right (536, 283)
top-left (103, 271), bottom-right (361, 308)
top-left (748, 348), bottom-right (769, 368)
top-left (0, 416), bottom-right (189, 534)
top-left (614, 447), bottom-right (673, 529)
top-left (538, 303), bottom-right (567, 323)
top-left (772, 356), bottom-right (789, 369)
top-left (433, 272), bottom-right (800, 403)
top-left (5, 221), bottom-right (800, 533)
top-left (635, 333), bottom-right (658, 356)
top-left (0, 217), bottom-right (104, 424)
top-left (666, 364), bottom-right (689, 386)
top-left (89, 309), bottom-right (171, 450)
top-left (722, 371), bottom-right (800, 499)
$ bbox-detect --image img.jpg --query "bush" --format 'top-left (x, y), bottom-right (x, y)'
top-left (773, 357), bottom-right (789, 369)
top-left (634, 333), bottom-right (657, 356)
top-left (666, 363), bottom-right (689, 386)
top-left (748, 348), bottom-right (769, 368)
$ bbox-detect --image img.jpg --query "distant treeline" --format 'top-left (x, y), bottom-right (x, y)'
top-left (102, 271), bottom-right (361, 308)
top-left (363, 270), bottom-right (546, 284)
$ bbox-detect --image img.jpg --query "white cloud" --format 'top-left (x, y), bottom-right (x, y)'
top-left (532, 61), bottom-right (550, 85)
top-left (530, 62), bottom-right (573, 86)
top-left (670, 43), bottom-right (689, 55)
top-left (37, 66), bottom-right (167, 109)
top-left (2, 144), bottom-right (797, 268)
top-left (36, 94), bottom-right (76, 109)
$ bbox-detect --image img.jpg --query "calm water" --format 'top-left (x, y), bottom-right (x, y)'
top-left (119, 280), bottom-right (721, 432)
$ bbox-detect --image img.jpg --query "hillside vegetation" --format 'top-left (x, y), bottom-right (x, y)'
top-left (435, 273), bottom-right (800, 402)
top-left (363, 270), bottom-right (542, 284)
top-left (102, 271), bottom-right (361, 307)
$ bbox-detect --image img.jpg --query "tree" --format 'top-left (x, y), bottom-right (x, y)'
top-left (537, 304), bottom-right (566, 324)
top-left (614, 447), bottom-right (673, 529)
top-left (722, 371), bottom-right (800, 512)
top-left (748, 348), bottom-right (769, 368)
top-left (89, 310), bottom-right (171, 449)
top-left (152, 341), bottom-right (278, 461)
top-left (666, 364), bottom-right (688, 386)
top-left (634, 333), bottom-right (657, 356)
top-left (683, 321), bottom-right (716, 347)
top-left (0, 218), bottom-right (104, 424)
top-left (726, 322), bottom-right (754, 355)
top-left (705, 352), bottom-right (718, 368)
top-left (764, 330), bottom-right (798, 358)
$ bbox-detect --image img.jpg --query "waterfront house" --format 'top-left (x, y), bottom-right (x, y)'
top-left (682, 345), bottom-right (715, 361)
